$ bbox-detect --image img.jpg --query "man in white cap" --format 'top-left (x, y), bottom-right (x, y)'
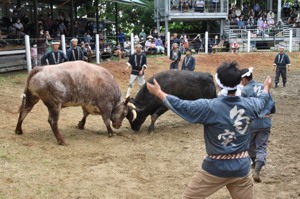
top-left (67, 38), bottom-right (84, 61)
top-left (273, 46), bottom-right (291, 87)
top-left (240, 67), bottom-right (276, 183)
top-left (125, 44), bottom-right (147, 97)
top-left (41, 40), bottom-right (68, 65)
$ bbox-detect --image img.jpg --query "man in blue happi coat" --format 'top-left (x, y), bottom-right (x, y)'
top-left (241, 67), bottom-right (276, 183)
top-left (147, 61), bottom-right (272, 199)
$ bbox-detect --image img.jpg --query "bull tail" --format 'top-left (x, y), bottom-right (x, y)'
top-left (18, 67), bottom-right (43, 113)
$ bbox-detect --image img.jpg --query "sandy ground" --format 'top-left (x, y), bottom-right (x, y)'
top-left (0, 52), bottom-right (300, 199)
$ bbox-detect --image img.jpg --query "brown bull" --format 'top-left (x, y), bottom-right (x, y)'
top-left (15, 61), bottom-right (135, 145)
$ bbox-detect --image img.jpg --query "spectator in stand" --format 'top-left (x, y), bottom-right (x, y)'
top-left (249, 9), bottom-right (255, 18)
top-left (237, 17), bottom-right (245, 29)
top-left (172, 33), bottom-right (180, 46)
top-left (139, 28), bottom-right (147, 43)
top-left (13, 18), bottom-right (24, 42)
top-left (254, 3), bottom-right (261, 18)
top-left (44, 31), bottom-right (53, 52)
top-left (247, 15), bottom-right (255, 29)
top-left (0, 30), bottom-right (9, 47)
top-left (257, 17), bottom-right (264, 28)
top-left (155, 37), bottom-right (165, 54)
top-left (83, 31), bottom-right (92, 44)
top-left (267, 11), bottom-right (275, 20)
top-left (145, 35), bottom-right (156, 54)
top-left (178, 0), bottom-right (186, 12)
top-left (81, 42), bottom-right (93, 62)
top-left (267, 17), bottom-right (275, 28)
top-left (195, 0), bottom-right (205, 12)
top-left (183, 34), bottom-right (189, 49)
top-left (134, 35), bottom-right (140, 45)
top-left (260, 21), bottom-right (268, 37)
top-left (117, 30), bottom-right (125, 46)
top-left (231, 39), bottom-right (240, 53)
top-left (123, 37), bottom-right (131, 57)
top-left (58, 20), bottom-right (68, 35)
top-left (113, 42), bottom-right (125, 60)
top-left (275, 19), bottom-right (284, 29)
top-left (46, 14), bottom-right (54, 34)
top-left (31, 44), bottom-right (38, 67)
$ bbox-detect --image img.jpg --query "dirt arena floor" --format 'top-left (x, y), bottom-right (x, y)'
top-left (0, 52), bottom-right (299, 199)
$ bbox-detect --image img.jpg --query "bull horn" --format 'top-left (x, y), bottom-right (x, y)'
top-left (132, 109), bottom-right (137, 122)
top-left (128, 102), bottom-right (136, 110)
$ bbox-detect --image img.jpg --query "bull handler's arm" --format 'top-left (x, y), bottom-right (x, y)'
top-left (147, 79), bottom-right (167, 101)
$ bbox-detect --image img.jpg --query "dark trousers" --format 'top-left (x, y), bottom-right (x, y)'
top-left (170, 61), bottom-right (179, 69)
top-left (275, 67), bottom-right (287, 85)
top-left (249, 128), bottom-right (270, 164)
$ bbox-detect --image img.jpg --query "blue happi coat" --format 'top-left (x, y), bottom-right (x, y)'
top-left (241, 80), bottom-right (275, 129)
top-left (163, 92), bottom-right (269, 178)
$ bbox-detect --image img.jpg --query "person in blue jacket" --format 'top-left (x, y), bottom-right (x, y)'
top-left (146, 61), bottom-right (272, 199)
top-left (240, 67), bottom-right (276, 183)
top-left (181, 48), bottom-right (195, 71)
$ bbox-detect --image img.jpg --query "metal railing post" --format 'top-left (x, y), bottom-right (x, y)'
top-left (205, 31), bottom-right (208, 54)
top-left (95, 34), bottom-right (100, 64)
top-left (25, 35), bottom-right (32, 73)
top-left (247, 31), bottom-right (251, 52)
top-left (289, 29), bottom-right (293, 52)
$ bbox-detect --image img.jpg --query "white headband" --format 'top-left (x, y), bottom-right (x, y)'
top-left (215, 73), bottom-right (238, 96)
top-left (241, 67), bottom-right (254, 78)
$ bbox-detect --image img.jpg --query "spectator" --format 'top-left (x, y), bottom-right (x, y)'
top-left (41, 41), bottom-right (68, 65)
top-left (195, 0), bottom-right (205, 12)
top-left (67, 38), bottom-right (84, 61)
top-left (123, 37), bottom-right (131, 56)
top-left (181, 48), bottom-right (195, 71)
top-left (155, 37), bottom-right (165, 54)
top-left (31, 44), bottom-right (38, 67)
top-left (178, 0), bottom-right (186, 12)
top-left (44, 31), bottom-right (53, 52)
top-left (113, 42), bottom-right (125, 60)
top-left (45, 14), bottom-right (54, 34)
top-left (191, 34), bottom-right (202, 53)
top-left (267, 11), bottom-right (275, 20)
top-left (58, 20), bottom-right (68, 35)
top-left (117, 30), bottom-right (125, 45)
top-left (134, 35), bottom-right (140, 45)
top-left (237, 17), bottom-right (245, 29)
top-left (257, 16), bottom-right (264, 28)
top-left (139, 28), bottom-right (147, 43)
top-left (0, 30), bottom-right (9, 47)
top-left (230, 39), bottom-right (240, 53)
top-left (170, 43), bottom-right (181, 69)
top-left (81, 42), bottom-right (93, 62)
top-left (145, 35), bottom-right (156, 54)
top-left (83, 31), bottom-right (92, 44)
top-left (267, 17), bottom-right (275, 28)
top-left (13, 18), bottom-right (24, 42)
top-left (254, 3), bottom-right (261, 17)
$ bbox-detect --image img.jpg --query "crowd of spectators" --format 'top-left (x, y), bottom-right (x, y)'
top-left (228, 1), bottom-right (300, 35)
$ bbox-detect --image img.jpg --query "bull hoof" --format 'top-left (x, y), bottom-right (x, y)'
top-left (77, 121), bottom-right (85, 129)
top-left (15, 129), bottom-right (23, 135)
top-left (57, 140), bottom-right (67, 146)
top-left (147, 127), bottom-right (155, 134)
top-left (108, 132), bottom-right (114, 137)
